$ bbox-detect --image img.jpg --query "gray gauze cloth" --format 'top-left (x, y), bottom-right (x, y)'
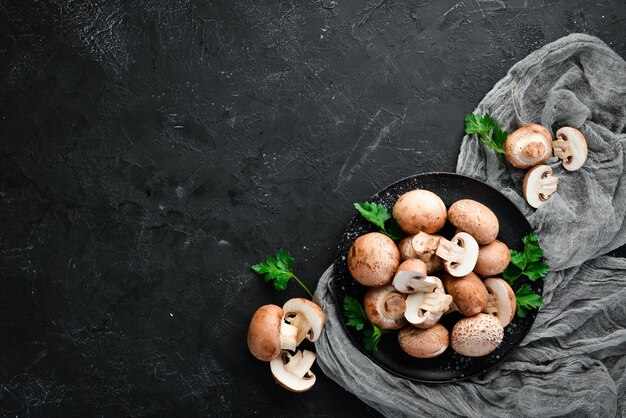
top-left (314, 34), bottom-right (626, 417)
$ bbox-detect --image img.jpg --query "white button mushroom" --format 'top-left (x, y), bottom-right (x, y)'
top-left (348, 232), bottom-right (400, 287)
top-left (451, 313), bottom-right (504, 357)
top-left (270, 349), bottom-right (317, 392)
top-left (474, 240), bottom-right (511, 276)
top-left (392, 189), bottom-right (447, 234)
top-left (435, 232), bottom-right (479, 277)
top-left (247, 304), bottom-right (298, 361)
top-left (404, 276), bottom-right (453, 329)
top-left (523, 165), bottom-right (559, 208)
top-left (504, 124), bottom-right (553, 169)
top-left (482, 278), bottom-right (516, 327)
top-left (447, 199), bottom-right (499, 245)
top-left (282, 298), bottom-right (326, 346)
top-left (398, 323), bottom-right (449, 358)
top-left (553, 126), bottom-right (588, 171)
top-left (363, 284), bottom-right (407, 330)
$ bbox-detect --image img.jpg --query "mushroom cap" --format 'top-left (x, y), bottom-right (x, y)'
top-left (396, 259), bottom-right (428, 276)
top-left (447, 199), bottom-right (499, 245)
top-left (475, 240), bottom-right (511, 276)
top-left (282, 298), bottom-right (325, 344)
top-left (504, 124), bottom-right (553, 169)
top-left (451, 313), bottom-right (504, 357)
top-left (397, 236), bottom-right (416, 261)
top-left (392, 189), bottom-right (447, 234)
top-left (348, 232), bottom-right (400, 287)
top-left (483, 278), bottom-right (516, 327)
top-left (398, 323), bottom-right (449, 358)
top-left (523, 165), bottom-right (559, 209)
top-left (443, 272), bottom-right (488, 316)
top-left (364, 284), bottom-right (407, 330)
top-left (437, 232), bottom-right (479, 277)
top-left (554, 127), bottom-right (588, 171)
top-left (247, 304), bottom-right (284, 361)
top-left (270, 350), bottom-right (317, 392)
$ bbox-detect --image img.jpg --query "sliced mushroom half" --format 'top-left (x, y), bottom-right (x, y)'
top-left (504, 124), bottom-right (553, 169)
top-left (554, 127), bottom-right (588, 171)
top-left (282, 298), bottom-right (325, 346)
top-left (483, 278), bottom-right (516, 327)
top-left (523, 165), bottom-right (559, 209)
top-left (364, 284), bottom-right (407, 330)
top-left (435, 232), bottom-right (479, 277)
top-left (270, 349), bottom-right (317, 392)
top-left (404, 277), bottom-right (453, 329)
top-left (393, 259), bottom-right (434, 293)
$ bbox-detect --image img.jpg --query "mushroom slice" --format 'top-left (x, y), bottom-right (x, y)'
top-left (554, 127), bottom-right (588, 171)
top-left (364, 284), bottom-right (407, 330)
top-left (248, 305), bottom-right (299, 361)
top-left (270, 350), bottom-right (317, 392)
top-left (483, 278), bottom-right (516, 327)
top-left (404, 277), bottom-right (453, 329)
top-left (282, 298), bottom-right (325, 346)
top-left (523, 165), bottom-right (559, 209)
top-left (393, 271), bottom-right (437, 293)
top-left (504, 124), bottom-right (553, 169)
top-left (435, 232), bottom-right (479, 277)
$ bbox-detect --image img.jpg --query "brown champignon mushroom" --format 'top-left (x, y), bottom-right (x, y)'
top-left (447, 199), bottom-right (499, 245)
top-left (483, 278), bottom-right (516, 327)
top-left (392, 189), bottom-right (447, 234)
top-left (363, 284), bottom-right (407, 330)
top-left (451, 313), bottom-right (504, 357)
top-left (270, 349), bottom-right (317, 392)
top-left (523, 165), bottom-right (559, 209)
top-left (393, 259), bottom-right (434, 293)
top-left (398, 323), bottom-right (449, 358)
top-left (504, 124), bottom-right (553, 169)
top-left (397, 233), bottom-right (444, 274)
top-left (474, 240), bottom-right (511, 276)
top-left (348, 232), bottom-right (400, 286)
top-left (435, 232), bottom-right (479, 277)
top-left (247, 304), bottom-right (297, 361)
top-left (553, 127), bottom-right (588, 171)
top-left (404, 277), bottom-right (453, 329)
top-left (442, 272), bottom-right (488, 316)
top-left (282, 298), bottom-right (325, 346)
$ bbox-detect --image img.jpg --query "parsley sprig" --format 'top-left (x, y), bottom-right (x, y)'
top-left (354, 202), bottom-right (403, 241)
top-left (251, 249), bottom-right (314, 299)
top-left (503, 232), bottom-right (549, 317)
top-left (465, 113), bottom-right (508, 168)
top-left (343, 296), bottom-right (385, 352)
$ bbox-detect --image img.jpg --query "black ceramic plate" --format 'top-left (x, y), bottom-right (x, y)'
top-left (333, 172), bottom-right (540, 383)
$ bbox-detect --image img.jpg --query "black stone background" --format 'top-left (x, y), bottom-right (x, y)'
top-left (1, 0), bottom-right (625, 416)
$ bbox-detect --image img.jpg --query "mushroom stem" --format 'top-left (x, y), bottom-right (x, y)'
top-left (284, 314), bottom-right (310, 346)
top-left (552, 139), bottom-right (571, 160)
top-left (280, 322), bottom-right (298, 351)
top-left (419, 293), bottom-right (453, 312)
top-left (411, 232), bottom-right (442, 261)
top-left (484, 293), bottom-right (498, 316)
top-left (521, 140), bottom-right (546, 159)
top-left (435, 238), bottom-right (464, 263)
top-left (284, 350), bottom-right (317, 377)
top-left (537, 174), bottom-right (558, 196)
top-left (379, 293), bottom-right (406, 319)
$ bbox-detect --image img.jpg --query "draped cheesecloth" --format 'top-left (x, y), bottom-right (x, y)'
top-left (314, 34), bottom-right (626, 417)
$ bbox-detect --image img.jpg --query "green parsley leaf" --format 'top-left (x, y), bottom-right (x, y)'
top-left (251, 249), bottom-right (313, 298)
top-left (364, 326), bottom-right (383, 352)
top-left (509, 249), bottom-right (526, 269)
top-left (464, 113), bottom-right (508, 168)
top-left (523, 232), bottom-right (544, 263)
top-left (354, 202), bottom-right (402, 241)
top-left (524, 261), bottom-right (550, 281)
top-left (504, 232), bottom-right (550, 285)
top-left (343, 296), bottom-right (367, 331)
top-left (515, 284), bottom-right (544, 317)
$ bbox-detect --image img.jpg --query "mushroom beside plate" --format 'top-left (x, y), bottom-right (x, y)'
top-left (333, 172), bottom-right (542, 383)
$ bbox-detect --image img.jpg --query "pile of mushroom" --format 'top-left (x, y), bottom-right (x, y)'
top-left (247, 298), bottom-right (325, 392)
top-left (347, 189), bottom-right (522, 359)
top-left (503, 123), bottom-right (588, 208)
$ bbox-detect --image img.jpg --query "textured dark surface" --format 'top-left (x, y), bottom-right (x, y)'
top-left (0, 0), bottom-right (625, 416)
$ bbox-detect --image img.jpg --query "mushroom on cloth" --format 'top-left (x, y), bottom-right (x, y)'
top-left (392, 189), bottom-right (447, 234)
top-left (474, 240), bottom-right (511, 276)
top-left (483, 278), bottom-right (516, 327)
top-left (523, 165), bottom-right (559, 208)
top-left (270, 350), bottom-right (317, 392)
top-left (504, 124), bottom-right (553, 169)
top-left (553, 127), bottom-right (588, 171)
top-left (398, 323), bottom-right (449, 358)
top-left (404, 276), bottom-right (453, 329)
top-left (364, 284), bottom-right (407, 330)
top-left (447, 199), bottom-right (499, 245)
top-left (348, 232), bottom-right (400, 286)
top-left (435, 232), bottom-right (479, 277)
top-left (451, 313), bottom-right (504, 357)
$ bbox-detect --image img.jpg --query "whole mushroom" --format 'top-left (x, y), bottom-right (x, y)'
top-left (504, 124), bottom-right (553, 169)
top-left (364, 284), bottom-right (407, 330)
top-left (474, 240), bottom-right (511, 276)
top-left (553, 127), bottom-right (588, 171)
top-left (392, 189), bottom-right (447, 234)
top-left (451, 313), bottom-right (504, 357)
top-left (247, 305), bottom-right (297, 361)
top-left (398, 323), bottom-right (449, 358)
top-left (447, 199), bottom-right (499, 245)
top-left (483, 278), bottom-right (516, 327)
top-left (523, 165), bottom-right (559, 209)
top-left (404, 277), bottom-right (453, 329)
top-left (348, 232), bottom-right (400, 286)
top-left (443, 272), bottom-right (488, 316)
